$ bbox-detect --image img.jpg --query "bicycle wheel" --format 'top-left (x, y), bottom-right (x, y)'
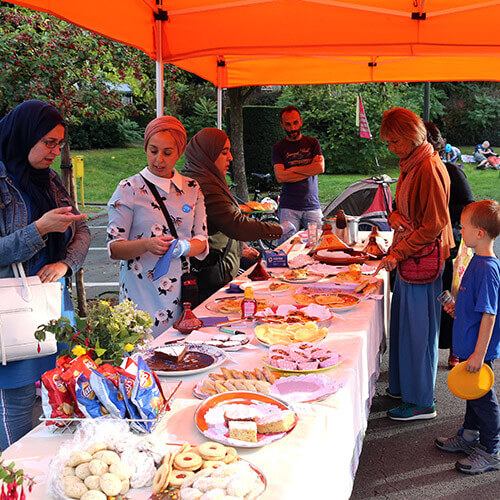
top-left (258, 214), bottom-right (280, 250)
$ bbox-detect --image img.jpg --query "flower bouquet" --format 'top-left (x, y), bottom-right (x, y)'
top-left (35, 299), bottom-right (153, 366)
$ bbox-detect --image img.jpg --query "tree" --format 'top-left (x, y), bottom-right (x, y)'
top-left (0, 4), bottom-right (149, 315)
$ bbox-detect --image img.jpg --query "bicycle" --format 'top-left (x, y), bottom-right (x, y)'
top-left (228, 173), bottom-right (281, 251)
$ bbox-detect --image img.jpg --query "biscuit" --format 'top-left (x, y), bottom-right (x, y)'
top-left (86, 441), bottom-right (107, 456)
top-left (63, 466), bottom-right (76, 477)
top-left (93, 450), bottom-right (120, 465)
top-left (75, 463), bottom-right (92, 481)
top-left (109, 462), bottom-right (132, 481)
top-left (67, 451), bottom-right (92, 468)
top-left (63, 476), bottom-right (88, 499)
top-left (88, 459), bottom-right (108, 476)
top-left (152, 463), bottom-right (170, 494)
top-left (168, 469), bottom-right (195, 487)
top-left (83, 475), bottom-right (101, 490)
top-left (223, 447), bottom-right (238, 464)
top-left (174, 451), bottom-right (203, 471)
top-left (200, 460), bottom-right (225, 470)
top-left (99, 473), bottom-right (122, 496)
top-left (198, 442), bottom-right (226, 461)
top-left (120, 478), bottom-right (130, 495)
top-left (80, 491), bottom-right (106, 500)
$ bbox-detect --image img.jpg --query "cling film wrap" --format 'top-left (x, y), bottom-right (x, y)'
top-left (451, 240), bottom-right (474, 298)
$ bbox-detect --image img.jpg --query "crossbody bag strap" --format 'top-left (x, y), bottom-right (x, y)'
top-left (140, 174), bottom-right (189, 273)
top-left (221, 237), bottom-right (233, 259)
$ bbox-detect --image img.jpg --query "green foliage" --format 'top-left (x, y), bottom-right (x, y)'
top-left (69, 118), bottom-right (143, 149)
top-left (241, 106), bottom-right (283, 187)
top-left (0, 5), bottom-right (149, 124)
top-left (182, 95), bottom-right (218, 139)
top-left (35, 299), bottom-right (154, 366)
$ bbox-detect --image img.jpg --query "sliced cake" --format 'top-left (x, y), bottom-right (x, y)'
top-left (228, 420), bottom-right (258, 443)
top-left (256, 410), bottom-right (295, 434)
top-left (154, 345), bottom-right (187, 363)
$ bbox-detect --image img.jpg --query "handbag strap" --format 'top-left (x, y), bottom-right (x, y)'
top-left (140, 174), bottom-right (189, 273)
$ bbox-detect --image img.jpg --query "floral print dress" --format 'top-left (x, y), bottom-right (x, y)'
top-left (107, 168), bottom-right (208, 337)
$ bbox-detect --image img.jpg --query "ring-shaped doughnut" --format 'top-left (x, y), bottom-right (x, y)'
top-left (152, 463), bottom-right (170, 494)
top-left (198, 442), bottom-right (227, 461)
top-left (173, 451), bottom-right (202, 471)
top-left (167, 469), bottom-right (194, 488)
top-left (223, 447), bottom-right (238, 464)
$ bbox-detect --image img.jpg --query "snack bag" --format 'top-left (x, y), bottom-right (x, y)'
top-left (121, 356), bottom-right (138, 376)
top-left (75, 373), bottom-right (107, 419)
top-left (56, 355), bottom-right (72, 371)
top-left (61, 355), bottom-right (98, 418)
top-left (118, 372), bottom-right (146, 433)
top-left (98, 363), bottom-right (119, 387)
top-left (89, 369), bottom-right (127, 419)
top-left (41, 367), bottom-right (74, 426)
top-left (130, 357), bottom-right (165, 432)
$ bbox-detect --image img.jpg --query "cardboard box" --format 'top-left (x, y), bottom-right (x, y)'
top-left (263, 249), bottom-right (288, 267)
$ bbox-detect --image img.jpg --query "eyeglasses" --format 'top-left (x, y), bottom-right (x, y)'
top-left (40, 138), bottom-right (67, 150)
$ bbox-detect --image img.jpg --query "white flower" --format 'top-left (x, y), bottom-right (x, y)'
top-left (158, 277), bottom-right (172, 290)
top-left (107, 225), bottom-right (122, 239)
top-left (151, 223), bottom-right (164, 237)
top-left (131, 261), bottom-right (143, 274)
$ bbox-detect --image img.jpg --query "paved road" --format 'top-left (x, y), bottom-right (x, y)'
top-left (79, 211), bottom-right (500, 498)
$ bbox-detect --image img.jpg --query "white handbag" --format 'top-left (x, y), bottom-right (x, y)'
top-left (0, 262), bottom-right (61, 365)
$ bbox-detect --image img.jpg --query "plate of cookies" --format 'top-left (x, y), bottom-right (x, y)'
top-left (151, 441), bottom-right (266, 499)
top-left (263, 342), bottom-right (342, 374)
top-left (195, 391), bottom-right (298, 448)
top-left (193, 366), bottom-right (278, 399)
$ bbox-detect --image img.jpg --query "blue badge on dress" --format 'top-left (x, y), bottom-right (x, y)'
top-left (182, 204), bottom-right (191, 213)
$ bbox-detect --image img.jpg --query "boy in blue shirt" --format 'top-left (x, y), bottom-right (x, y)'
top-left (435, 199), bottom-right (500, 474)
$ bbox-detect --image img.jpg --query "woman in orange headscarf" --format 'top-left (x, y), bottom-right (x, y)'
top-left (107, 116), bottom-right (208, 336)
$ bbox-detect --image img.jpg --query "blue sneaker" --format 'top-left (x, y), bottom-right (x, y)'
top-left (387, 402), bottom-right (437, 421)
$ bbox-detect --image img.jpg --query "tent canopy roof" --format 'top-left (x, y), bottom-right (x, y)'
top-left (11, 0), bottom-right (500, 86)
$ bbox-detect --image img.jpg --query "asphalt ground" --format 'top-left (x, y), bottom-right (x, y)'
top-left (69, 211), bottom-right (500, 498)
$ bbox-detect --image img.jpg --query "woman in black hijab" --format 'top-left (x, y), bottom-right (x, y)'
top-left (0, 100), bottom-right (90, 449)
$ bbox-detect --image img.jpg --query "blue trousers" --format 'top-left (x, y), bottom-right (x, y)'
top-left (389, 271), bottom-right (442, 407)
top-left (461, 359), bottom-right (500, 455)
top-left (277, 207), bottom-right (323, 245)
top-left (0, 383), bottom-right (36, 451)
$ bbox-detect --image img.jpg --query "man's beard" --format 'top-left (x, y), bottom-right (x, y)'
top-left (286, 128), bottom-right (301, 139)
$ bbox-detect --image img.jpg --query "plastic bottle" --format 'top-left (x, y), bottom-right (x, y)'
top-left (241, 286), bottom-right (257, 319)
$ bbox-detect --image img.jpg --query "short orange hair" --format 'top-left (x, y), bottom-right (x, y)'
top-left (380, 107), bottom-right (427, 147)
top-left (463, 200), bottom-right (500, 240)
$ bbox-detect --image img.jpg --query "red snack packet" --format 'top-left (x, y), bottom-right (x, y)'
top-left (61, 355), bottom-right (98, 418)
top-left (41, 367), bottom-right (74, 426)
top-left (56, 355), bottom-right (72, 371)
top-left (98, 364), bottom-right (119, 387)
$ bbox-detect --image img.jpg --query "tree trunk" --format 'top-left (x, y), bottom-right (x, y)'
top-left (60, 116), bottom-right (88, 317)
top-left (227, 87), bottom-right (257, 202)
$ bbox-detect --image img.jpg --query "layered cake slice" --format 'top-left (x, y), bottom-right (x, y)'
top-left (224, 404), bottom-right (259, 423)
top-left (154, 345), bottom-right (187, 363)
top-left (228, 420), bottom-right (258, 443)
top-left (256, 410), bottom-right (295, 434)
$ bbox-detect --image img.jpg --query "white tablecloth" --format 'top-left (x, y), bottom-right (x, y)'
top-left (2, 232), bottom-right (390, 500)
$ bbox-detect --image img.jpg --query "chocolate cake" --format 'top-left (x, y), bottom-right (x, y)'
top-left (154, 345), bottom-right (187, 363)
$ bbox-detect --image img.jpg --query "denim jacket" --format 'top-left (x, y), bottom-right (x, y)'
top-left (0, 161), bottom-right (90, 278)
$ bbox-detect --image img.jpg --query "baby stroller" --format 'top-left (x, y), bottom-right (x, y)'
top-left (322, 174), bottom-right (396, 231)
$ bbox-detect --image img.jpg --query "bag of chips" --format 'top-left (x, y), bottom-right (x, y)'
top-left (41, 367), bottom-right (74, 426)
top-left (90, 369), bottom-right (127, 419)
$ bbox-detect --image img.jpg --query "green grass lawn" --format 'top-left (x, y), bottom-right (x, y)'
top-left (55, 147), bottom-right (499, 209)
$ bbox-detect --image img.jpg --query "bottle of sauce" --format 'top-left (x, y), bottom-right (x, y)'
top-left (241, 286), bottom-right (257, 319)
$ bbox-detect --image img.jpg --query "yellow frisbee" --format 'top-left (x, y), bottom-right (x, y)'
top-left (447, 361), bottom-right (495, 400)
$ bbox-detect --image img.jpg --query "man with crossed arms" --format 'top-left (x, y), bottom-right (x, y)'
top-left (272, 106), bottom-right (325, 244)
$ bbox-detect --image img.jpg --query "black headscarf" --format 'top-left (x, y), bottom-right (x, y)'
top-left (0, 100), bottom-right (66, 262)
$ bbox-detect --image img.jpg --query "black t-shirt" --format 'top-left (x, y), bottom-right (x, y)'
top-left (272, 136), bottom-right (322, 210)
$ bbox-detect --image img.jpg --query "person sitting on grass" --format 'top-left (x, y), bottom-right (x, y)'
top-left (445, 143), bottom-right (462, 164)
top-left (435, 199), bottom-right (500, 475)
top-left (474, 141), bottom-right (500, 170)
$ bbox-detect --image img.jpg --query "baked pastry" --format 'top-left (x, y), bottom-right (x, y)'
top-left (154, 345), bottom-right (187, 363)
top-left (256, 410), bottom-right (295, 434)
top-left (228, 421), bottom-right (257, 443)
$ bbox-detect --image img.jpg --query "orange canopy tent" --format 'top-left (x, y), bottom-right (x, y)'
top-left (9, 0), bottom-right (500, 88)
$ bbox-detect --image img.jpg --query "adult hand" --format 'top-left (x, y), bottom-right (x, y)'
top-left (242, 246), bottom-right (260, 259)
top-left (389, 212), bottom-right (412, 233)
top-left (37, 262), bottom-right (69, 283)
top-left (280, 221), bottom-right (296, 235)
top-left (172, 239), bottom-right (191, 259)
top-left (466, 352), bottom-right (484, 373)
top-left (35, 207), bottom-right (87, 236)
top-left (374, 254), bottom-right (398, 275)
top-left (145, 236), bottom-right (174, 256)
